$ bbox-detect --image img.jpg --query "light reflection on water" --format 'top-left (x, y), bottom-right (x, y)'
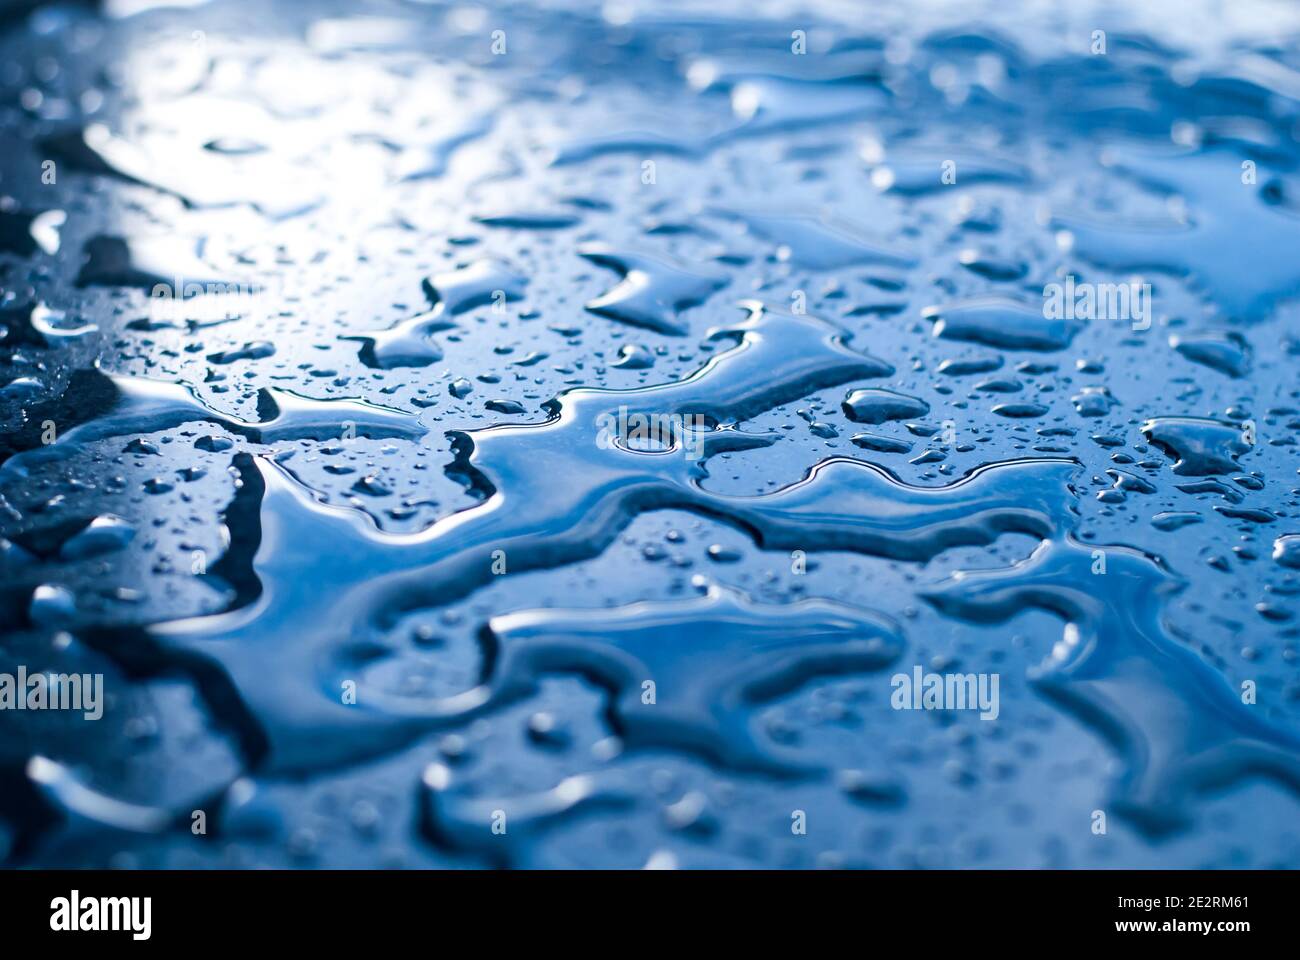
top-left (0, 0), bottom-right (1299, 868)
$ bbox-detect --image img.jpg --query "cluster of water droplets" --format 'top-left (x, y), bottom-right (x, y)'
top-left (1, 0), bottom-right (1299, 867)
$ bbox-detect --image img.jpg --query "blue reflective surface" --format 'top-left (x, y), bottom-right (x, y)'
top-left (2, 0), bottom-right (1300, 868)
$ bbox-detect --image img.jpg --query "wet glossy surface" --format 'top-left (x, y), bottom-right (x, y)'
top-left (2, 0), bottom-right (1300, 868)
